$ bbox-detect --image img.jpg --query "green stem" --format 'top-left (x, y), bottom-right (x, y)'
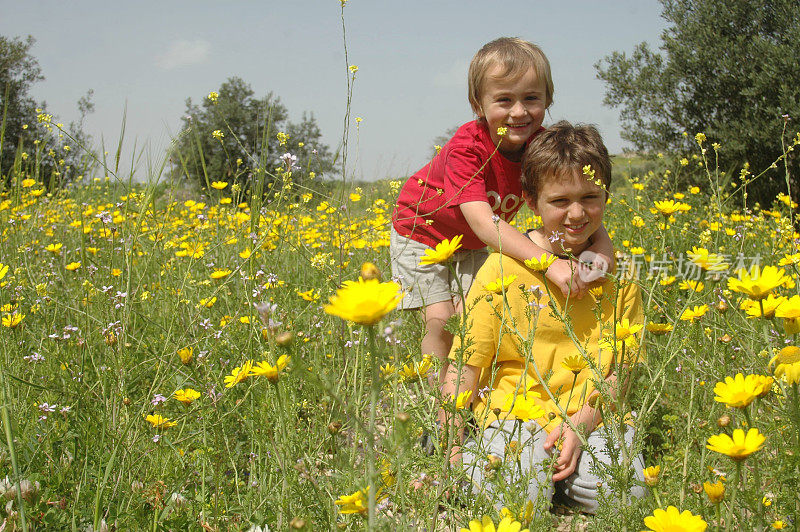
top-left (366, 325), bottom-right (379, 530)
top-left (0, 359), bottom-right (27, 532)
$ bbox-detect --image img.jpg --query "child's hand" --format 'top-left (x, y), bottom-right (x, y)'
top-left (544, 259), bottom-right (587, 299)
top-left (543, 424), bottom-right (583, 482)
top-left (576, 252), bottom-right (611, 285)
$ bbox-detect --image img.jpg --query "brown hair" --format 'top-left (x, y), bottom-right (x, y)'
top-left (468, 37), bottom-right (554, 114)
top-left (521, 121), bottom-right (612, 201)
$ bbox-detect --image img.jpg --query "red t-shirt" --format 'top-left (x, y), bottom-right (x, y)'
top-left (392, 120), bottom-right (539, 249)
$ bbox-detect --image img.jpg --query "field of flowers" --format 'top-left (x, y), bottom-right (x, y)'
top-left (0, 126), bottom-right (799, 531)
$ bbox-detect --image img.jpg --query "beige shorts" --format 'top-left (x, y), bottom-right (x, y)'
top-left (390, 228), bottom-right (489, 310)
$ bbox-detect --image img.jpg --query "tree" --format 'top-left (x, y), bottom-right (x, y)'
top-left (595, 0), bottom-right (800, 205)
top-left (1, 34), bottom-right (95, 189)
top-left (171, 77), bottom-right (335, 193)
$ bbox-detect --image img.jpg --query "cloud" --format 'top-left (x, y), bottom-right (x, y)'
top-left (155, 39), bottom-right (210, 70)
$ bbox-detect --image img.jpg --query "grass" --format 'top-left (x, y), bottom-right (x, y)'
top-left (1, 11), bottom-right (800, 531)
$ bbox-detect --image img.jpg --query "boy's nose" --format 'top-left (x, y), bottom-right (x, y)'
top-left (567, 203), bottom-right (585, 219)
top-left (510, 101), bottom-right (527, 116)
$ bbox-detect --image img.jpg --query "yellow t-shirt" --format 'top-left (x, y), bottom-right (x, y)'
top-left (449, 251), bottom-right (643, 433)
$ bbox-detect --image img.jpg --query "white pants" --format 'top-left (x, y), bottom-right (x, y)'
top-left (461, 420), bottom-right (646, 514)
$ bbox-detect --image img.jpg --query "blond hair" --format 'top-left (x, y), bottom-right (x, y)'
top-left (468, 37), bottom-right (554, 115)
top-left (521, 121), bottom-right (611, 201)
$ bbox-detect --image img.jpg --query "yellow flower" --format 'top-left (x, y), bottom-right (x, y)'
top-left (706, 428), bottom-right (765, 461)
top-left (324, 278), bottom-right (402, 325)
top-left (461, 515), bottom-right (530, 532)
top-left (742, 294), bottom-right (786, 318)
top-left (65, 262), bottom-right (81, 271)
top-left (496, 126), bottom-right (508, 137)
top-left (239, 247), bottom-right (252, 259)
top-left (776, 295), bottom-right (800, 333)
top-left (174, 388), bottom-right (201, 404)
top-left (0, 263), bottom-right (8, 280)
top-left (643, 506), bottom-right (707, 532)
top-left (45, 243), bottom-right (63, 255)
top-left (502, 391), bottom-right (545, 422)
top-left (398, 355), bottom-right (432, 383)
top-left (770, 346), bottom-right (800, 385)
top-left (654, 200), bottom-right (690, 216)
top-left (659, 275), bottom-right (676, 286)
top-left (2, 313), bottom-right (24, 329)
top-left (211, 181), bottom-right (228, 190)
top-left (251, 355), bottom-right (290, 382)
top-left (727, 265), bottom-right (788, 300)
top-left (211, 130), bottom-right (224, 140)
top-left (601, 318), bottom-right (642, 352)
top-left (207, 91), bottom-right (219, 102)
top-left (680, 305), bottom-right (709, 322)
top-left (524, 253), bottom-right (557, 272)
top-left (297, 288), bottom-right (319, 302)
top-left (484, 274), bottom-right (518, 294)
top-left (223, 360), bottom-right (254, 388)
top-left (772, 520), bottom-right (789, 529)
top-left (419, 235), bottom-right (463, 265)
top-left (646, 322), bottom-right (673, 335)
top-left (210, 268), bottom-right (233, 280)
top-left (679, 279), bottom-right (704, 292)
top-left (686, 247), bottom-right (729, 272)
top-left (21, 178), bottom-right (36, 188)
top-left (177, 347), bottom-right (193, 364)
top-left (713, 373), bottom-right (772, 408)
top-left (778, 253), bottom-right (800, 267)
top-left (451, 389), bottom-right (473, 410)
top-left (643, 465), bottom-right (661, 487)
top-left (145, 414), bottom-right (177, 429)
top-left (199, 297), bottom-right (217, 308)
top-left (561, 355), bottom-right (587, 375)
top-left (500, 502), bottom-right (534, 526)
top-left (334, 486), bottom-right (384, 514)
top-left (703, 480), bottom-right (725, 504)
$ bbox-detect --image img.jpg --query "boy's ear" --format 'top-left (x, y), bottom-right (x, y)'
top-left (522, 191), bottom-right (538, 214)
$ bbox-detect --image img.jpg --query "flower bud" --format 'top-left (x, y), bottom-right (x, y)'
top-left (327, 422), bottom-right (342, 435)
top-left (290, 517), bottom-right (306, 529)
top-left (643, 465), bottom-right (661, 487)
top-left (703, 480), bottom-right (725, 504)
top-left (360, 262), bottom-right (381, 281)
top-left (18, 479), bottom-right (39, 503)
top-left (717, 414), bottom-right (731, 427)
top-left (485, 454), bottom-right (502, 471)
top-left (275, 331), bottom-right (294, 347)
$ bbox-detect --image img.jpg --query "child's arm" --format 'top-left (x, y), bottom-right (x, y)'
top-left (438, 361), bottom-right (481, 464)
top-left (460, 201), bottom-right (587, 297)
top-left (543, 367), bottom-right (630, 481)
top-left (584, 223), bottom-right (616, 278)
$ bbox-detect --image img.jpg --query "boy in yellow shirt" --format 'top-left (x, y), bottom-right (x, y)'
top-left (440, 121), bottom-right (646, 514)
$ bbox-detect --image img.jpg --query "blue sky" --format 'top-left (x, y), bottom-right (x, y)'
top-left (1, 1), bottom-right (668, 182)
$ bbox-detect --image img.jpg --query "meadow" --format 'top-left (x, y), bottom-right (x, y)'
top-left (0, 113), bottom-right (799, 532)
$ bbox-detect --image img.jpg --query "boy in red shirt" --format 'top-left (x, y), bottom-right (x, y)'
top-left (391, 38), bottom-right (614, 383)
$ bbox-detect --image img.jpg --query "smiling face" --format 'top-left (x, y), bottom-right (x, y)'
top-left (528, 168), bottom-right (606, 255)
top-left (476, 65), bottom-right (547, 160)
